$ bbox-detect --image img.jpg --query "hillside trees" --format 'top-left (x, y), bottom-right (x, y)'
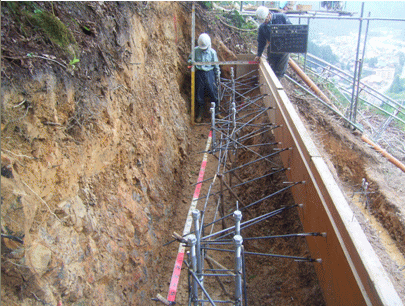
top-left (387, 75), bottom-right (405, 102)
top-left (386, 52), bottom-right (405, 102)
top-left (307, 41), bottom-right (339, 65)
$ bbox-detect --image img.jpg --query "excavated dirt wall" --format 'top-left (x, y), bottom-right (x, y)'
top-left (1, 2), bottom-right (250, 305)
top-left (1, 2), bottom-right (194, 305)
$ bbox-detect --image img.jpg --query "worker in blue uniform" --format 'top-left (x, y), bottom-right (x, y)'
top-left (254, 6), bottom-right (292, 79)
top-left (188, 33), bottom-right (223, 123)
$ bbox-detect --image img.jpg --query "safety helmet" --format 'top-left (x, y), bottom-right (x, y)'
top-left (256, 6), bottom-right (270, 24)
top-left (198, 33), bottom-right (211, 50)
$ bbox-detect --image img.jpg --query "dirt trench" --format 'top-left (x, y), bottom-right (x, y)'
top-left (156, 108), bottom-right (324, 305)
top-left (0, 2), bottom-right (269, 305)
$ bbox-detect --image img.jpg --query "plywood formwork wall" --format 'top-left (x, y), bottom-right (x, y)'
top-left (257, 61), bottom-right (402, 306)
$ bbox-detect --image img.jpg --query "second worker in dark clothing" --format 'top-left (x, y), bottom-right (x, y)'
top-left (254, 6), bottom-right (292, 79)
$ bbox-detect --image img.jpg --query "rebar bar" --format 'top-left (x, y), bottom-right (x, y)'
top-left (218, 175), bottom-right (227, 230)
top-left (211, 102), bottom-right (217, 150)
top-left (231, 168), bottom-right (288, 190)
top-left (244, 251), bottom-right (320, 262)
top-left (192, 210), bottom-right (203, 286)
top-left (237, 125), bottom-right (280, 144)
top-left (233, 211), bottom-right (242, 236)
top-left (213, 206), bottom-right (299, 242)
top-left (221, 179), bottom-right (247, 210)
top-left (189, 270), bottom-right (217, 306)
top-left (202, 205), bottom-right (297, 242)
top-left (188, 234), bottom-right (199, 305)
top-left (166, 66), bottom-right (325, 305)
top-left (233, 235), bottom-right (243, 306)
top-left (231, 67), bottom-right (235, 106)
top-left (223, 149), bottom-right (290, 176)
top-left (243, 232), bottom-right (326, 240)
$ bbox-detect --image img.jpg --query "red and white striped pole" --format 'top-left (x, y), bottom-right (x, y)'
top-left (166, 130), bottom-right (212, 303)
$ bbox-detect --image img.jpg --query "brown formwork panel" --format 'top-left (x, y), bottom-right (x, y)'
top-left (272, 98), bottom-right (366, 305)
top-left (258, 63), bottom-right (402, 306)
top-left (259, 61), bottom-right (282, 124)
top-left (236, 54), bottom-right (257, 79)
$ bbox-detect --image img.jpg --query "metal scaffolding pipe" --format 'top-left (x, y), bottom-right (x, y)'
top-left (302, 53), bottom-right (405, 113)
top-left (350, 3), bottom-right (366, 124)
top-left (288, 14), bottom-right (405, 23)
top-left (284, 75), bottom-right (363, 131)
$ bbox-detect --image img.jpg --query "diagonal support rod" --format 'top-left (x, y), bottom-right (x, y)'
top-left (223, 148), bottom-right (290, 175)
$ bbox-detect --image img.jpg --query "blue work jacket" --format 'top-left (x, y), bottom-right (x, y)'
top-left (188, 47), bottom-right (220, 77)
top-left (257, 13), bottom-right (292, 57)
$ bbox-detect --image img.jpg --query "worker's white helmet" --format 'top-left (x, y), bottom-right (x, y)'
top-left (256, 6), bottom-right (270, 24)
top-left (198, 33), bottom-right (211, 50)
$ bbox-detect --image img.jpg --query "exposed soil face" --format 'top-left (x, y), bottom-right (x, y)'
top-left (1, 1), bottom-right (404, 305)
top-left (0, 2), bottom-right (251, 305)
top-left (1, 2), bottom-right (194, 305)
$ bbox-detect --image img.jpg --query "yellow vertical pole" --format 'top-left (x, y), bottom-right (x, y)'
top-left (191, 3), bottom-right (196, 124)
top-left (191, 68), bottom-right (195, 124)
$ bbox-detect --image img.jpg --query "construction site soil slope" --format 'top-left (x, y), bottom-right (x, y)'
top-left (0, 2), bottom-right (250, 305)
top-left (1, 2), bottom-right (404, 305)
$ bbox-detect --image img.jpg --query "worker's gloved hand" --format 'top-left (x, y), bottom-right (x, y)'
top-left (254, 56), bottom-right (261, 63)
